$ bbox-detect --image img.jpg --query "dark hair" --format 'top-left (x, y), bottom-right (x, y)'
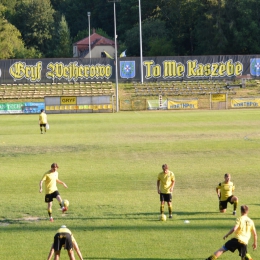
top-left (224, 173), bottom-right (230, 177)
top-left (241, 205), bottom-right (249, 214)
top-left (51, 163), bottom-right (59, 169)
top-left (41, 109), bottom-right (44, 112)
top-left (162, 164), bottom-right (168, 170)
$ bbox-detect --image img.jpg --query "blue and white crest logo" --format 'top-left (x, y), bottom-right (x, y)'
top-left (250, 58), bottom-right (260, 76)
top-left (120, 61), bottom-right (135, 79)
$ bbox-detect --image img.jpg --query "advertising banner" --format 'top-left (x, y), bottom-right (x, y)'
top-left (1, 54), bottom-right (260, 84)
top-left (168, 99), bottom-right (198, 109)
top-left (211, 94), bottom-right (226, 102)
top-left (231, 98), bottom-right (260, 108)
top-left (0, 102), bottom-right (44, 114)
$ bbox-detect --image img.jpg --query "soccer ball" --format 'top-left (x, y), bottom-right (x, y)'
top-left (160, 214), bottom-right (167, 221)
top-left (63, 199), bottom-right (69, 208)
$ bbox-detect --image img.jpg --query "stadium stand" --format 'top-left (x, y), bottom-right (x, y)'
top-left (0, 82), bottom-right (114, 100)
top-left (133, 80), bottom-right (237, 97)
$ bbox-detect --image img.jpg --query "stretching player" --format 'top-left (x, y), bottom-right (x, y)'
top-left (216, 173), bottom-right (238, 215)
top-left (205, 205), bottom-right (257, 260)
top-left (47, 225), bottom-right (84, 260)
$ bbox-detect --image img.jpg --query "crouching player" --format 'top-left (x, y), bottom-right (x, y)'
top-left (47, 225), bottom-right (84, 260)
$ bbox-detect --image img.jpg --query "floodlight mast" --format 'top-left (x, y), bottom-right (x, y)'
top-left (139, 0), bottom-right (143, 84)
top-left (87, 12), bottom-right (91, 59)
top-left (107, 0), bottom-right (121, 112)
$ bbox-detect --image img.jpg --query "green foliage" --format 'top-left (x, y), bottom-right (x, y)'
top-left (125, 19), bottom-right (169, 56)
top-left (148, 37), bottom-right (175, 56)
top-left (1, 0), bottom-right (260, 57)
top-left (13, 45), bottom-right (42, 59)
top-left (0, 4), bottom-right (25, 59)
top-left (0, 111), bottom-right (260, 259)
top-left (13, 0), bottom-right (55, 56)
top-left (53, 14), bottom-right (71, 58)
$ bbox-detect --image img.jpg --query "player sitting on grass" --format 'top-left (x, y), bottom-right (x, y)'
top-left (39, 163), bottom-right (68, 222)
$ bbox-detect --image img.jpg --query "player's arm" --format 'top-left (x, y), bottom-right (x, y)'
top-left (170, 180), bottom-right (175, 192)
top-left (57, 179), bottom-right (68, 188)
top-left (216, 188), bottom-right (220, 200)
top-left (252, 228), bottom-right (257, 250)
top-left (47, 243), bottom-right (54, 260)
top-left (157, 180), bottom-right (160, 194)
top-left (73, 240), bottom-right (84, 260)
top-left (39, 180), bottom-right (44, 193)
top-left (223, 225), bottom-right (238, 240)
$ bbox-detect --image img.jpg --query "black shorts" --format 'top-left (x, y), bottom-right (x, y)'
top-left (45, 191), bottom-right (60, 203)
top-left (223, 238), bottom-right (247, 257)
top-left (54, 232), bottom-right (73, 251)
top-left (219, 195), bottom-right (234, 210)
top-left (160, 193), bottom-right (172, 202)
top-left (40, 124), bottom-right (46, 127)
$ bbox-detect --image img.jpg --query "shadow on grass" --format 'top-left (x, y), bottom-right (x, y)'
top-left (83, 257), bottom-right (201, 260)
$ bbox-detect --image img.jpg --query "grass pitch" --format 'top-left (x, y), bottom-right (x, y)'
top-left (0, 110), bottom-right (260, 260)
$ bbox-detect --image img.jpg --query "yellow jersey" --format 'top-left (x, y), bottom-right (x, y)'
top-left (216, 181), bottom-right (235, 201)
top-left (39, 112), bottom-right (47, 124)
top-left (157, 171), bottom-right (175, 194)
top-left (41, 171), bottom-right (58, 194)
top-left (235, 215), bottom-right (256, 245)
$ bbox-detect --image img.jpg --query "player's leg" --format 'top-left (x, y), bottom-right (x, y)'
top-left (230, 196), bottom-right (238, 215)
top-left (167, 201), bottom-right (173, 218)
top-left (205, 246), bottom-right (227, 259)
top-left (40, 124), bottom-right (43, 134)
top-left (160, 201), bottom-right (165, 214)
top-left (45, 194), bottom-right (54, 221)
top-left (56, 193), bottom-right (67, 213)
top-left (167, 194), bottom-right (173, 218)
top-left (160, 194), bottom-right (165, 214)
top-left (48, 202), bottom-right (53, 221)
top-left (244, 253), bottom-right (253, 260)
top-left (219, 200), bottom-right (227, 213)
top-left (67, 249), bottom-right (76, 260)
top-left (54, 251), bottom-right (61, 260)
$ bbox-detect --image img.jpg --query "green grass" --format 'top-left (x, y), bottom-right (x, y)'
top-left (0, 110), bottom-right (260, 260)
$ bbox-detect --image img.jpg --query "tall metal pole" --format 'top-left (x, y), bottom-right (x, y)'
top-left (113, 2), bottom-right (119, 112)
top-left (87, 12), bottom-right (91, 59)
top-left (107, 0), bottom-right (120, 112)
top-left (139, 0), bottom-right (143, 84)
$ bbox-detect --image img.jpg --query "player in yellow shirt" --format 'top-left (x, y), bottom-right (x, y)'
top-left (39, 109), bottom-right (48, 134)
top-left (205, 205), bottom-right (257, 260)
top-left (47, 225), bottom-right (84, 260)
top-left (216, 173), bottom-right (238, 215)
top-left (157, 164), bottom-right (175, 218)
top-left (39, 163), bottom-right (68, 222)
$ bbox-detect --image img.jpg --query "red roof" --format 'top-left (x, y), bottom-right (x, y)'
top-left (74, 33), bottom-right (115, 52)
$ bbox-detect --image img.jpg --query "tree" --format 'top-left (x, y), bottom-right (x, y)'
top-left (148, 37), bottom-right (175, 56)
top-left (224, 0), bottom-right (260, 54)
top-left (13, 0), bottom-right (55, 56)
top-left (0, 4), bottom-right (25, 59)
top-left (53, 14), bottom-right (71, 57)
top-left (125, 19), bottom-right (170, 56)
